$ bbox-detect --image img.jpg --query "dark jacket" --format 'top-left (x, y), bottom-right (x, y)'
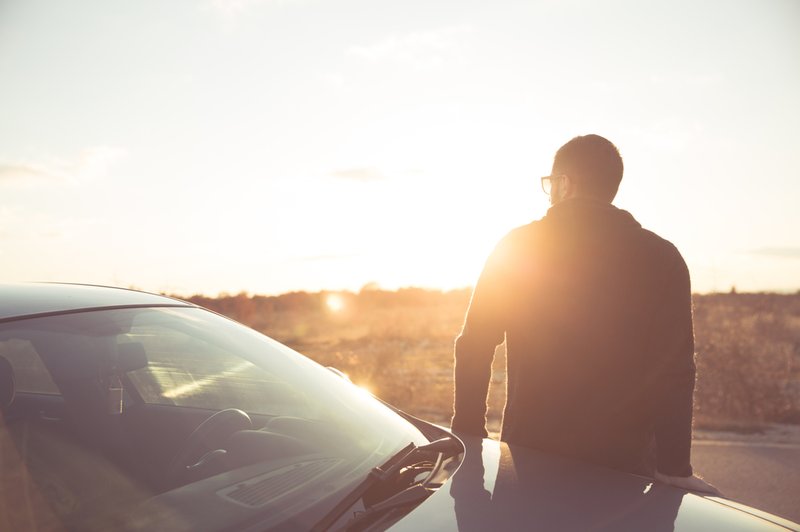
top-left (451, 197), bottom-right (695, 477)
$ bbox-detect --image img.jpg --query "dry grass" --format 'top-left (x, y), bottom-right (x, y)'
top-left (693, 293), bottom-right (800, 428)
top-left (184, 289), bottom-right (800, 431)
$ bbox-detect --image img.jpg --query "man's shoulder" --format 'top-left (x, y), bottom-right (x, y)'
top-left (494, 221), bottom-right (543, 252)
top-left (494, 216), bottom-right (687, 270)
top-left (480, 222), bottom-right (542, 268)
top-left (636, 227), bottom-right (686, 266)
top-left (503, 221), bottom-right (541, 241)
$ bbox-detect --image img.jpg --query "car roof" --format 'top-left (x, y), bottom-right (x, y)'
top-left (0, 283), bottom-right (193, 321)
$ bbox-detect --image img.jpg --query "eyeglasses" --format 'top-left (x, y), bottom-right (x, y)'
top-left (540, 174), bottom-right (566, 196)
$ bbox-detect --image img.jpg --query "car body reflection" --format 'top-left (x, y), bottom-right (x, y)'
top-left (391, 435), bottom-right (790, 531)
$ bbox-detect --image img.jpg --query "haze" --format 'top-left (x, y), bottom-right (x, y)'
top-left (1, 0), bottom-right (798, 295)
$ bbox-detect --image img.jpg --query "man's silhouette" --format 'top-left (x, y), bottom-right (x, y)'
top-left (451, 134), bottom-right (718, 493)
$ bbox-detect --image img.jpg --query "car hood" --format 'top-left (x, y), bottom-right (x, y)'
top-left (389, 435), bottom-right (798, 531)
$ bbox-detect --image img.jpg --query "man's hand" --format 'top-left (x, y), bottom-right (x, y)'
top-left (654, 470), bottom-right (723, 497)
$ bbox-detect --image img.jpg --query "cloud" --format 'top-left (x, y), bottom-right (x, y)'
top-left (296, 253), bottom-right (362, 262)
top-left (0, 162), bottom-right (59, 183)
top-left (0, 206), bottom-right (95, 241)
top-left (0, 146), bottom-right (126, 187)
top-left (331, 167), bottom-right (386, 181)
top-left (73, 146), bottom-right (127, 182)
top-left (647, 72), bottom-right (723, 90)
top-left (748, 247), bottom-right (800, 259)
top-left (204, 0), bottom-right (289, 19)
top-left (348, 25), bottom-right (472, 69)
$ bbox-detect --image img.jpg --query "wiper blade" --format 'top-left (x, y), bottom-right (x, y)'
top-left (343, 484), bottom-right (432, 531)
top-left (311, 443), bottom-right (416, 532)
top-left (311, 437), bottom-right (459, 532)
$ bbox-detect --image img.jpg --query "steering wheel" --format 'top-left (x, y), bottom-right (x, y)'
top-left (165, 408), bottom-right (252, 486)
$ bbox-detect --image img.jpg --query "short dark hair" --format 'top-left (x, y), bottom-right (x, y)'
top-left (553, 134), bottom-right (623, 202)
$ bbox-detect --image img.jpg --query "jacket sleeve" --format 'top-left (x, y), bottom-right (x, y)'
top-left (451, 237), bottom-right (513, 437)
top-left (651, 253), bottom-right (696, 477)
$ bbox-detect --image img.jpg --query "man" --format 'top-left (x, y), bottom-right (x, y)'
top-left (451, 134), bottom-right (718, 494)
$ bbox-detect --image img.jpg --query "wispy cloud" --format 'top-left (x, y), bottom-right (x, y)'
top-left (296, 253), bottom-right (362, 262)
top-left (204, 0), bottom-right (289, 19)
top-left (647, 72), bottom-right (723, 90)
top-left (0, 146), bottom-right (126, 187)
top-left (331, 166), bottom-right (386, 181)
top-left (0, 206), bottom-right (96, 241)
top-left (748, 247), bottom-right (800, 259)
top-left (0, 162), bottom-right (59, 183)
top-left (590, 72), bottom-right (723, 95)
top-left (348, 25), bottom-right (472, 69)
top-left (206, 0), bottom-right (266, 16)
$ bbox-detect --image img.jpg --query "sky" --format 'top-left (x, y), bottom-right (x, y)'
top-left (1, 0), bottom-right (798, 296)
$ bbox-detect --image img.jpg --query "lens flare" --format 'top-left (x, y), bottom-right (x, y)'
top-left (326, 294), bottom-right (345, 313)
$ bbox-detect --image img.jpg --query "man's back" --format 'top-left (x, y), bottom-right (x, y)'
top-left (452, 197), bottom-right (695, 477)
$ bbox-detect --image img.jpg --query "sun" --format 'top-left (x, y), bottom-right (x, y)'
top-left (326, 294), bottom-right (345, 313)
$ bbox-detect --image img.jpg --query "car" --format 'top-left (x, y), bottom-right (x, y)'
top-left (0, 282), bottom-right (797, 531)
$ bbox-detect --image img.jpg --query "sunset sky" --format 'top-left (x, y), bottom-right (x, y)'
top-left (1, 0), bottom-right (798, 296)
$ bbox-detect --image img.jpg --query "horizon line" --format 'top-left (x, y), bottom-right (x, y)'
top-left (163, 286), bottom-right (800, 300)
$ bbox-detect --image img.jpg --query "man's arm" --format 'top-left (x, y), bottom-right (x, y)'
top-left (649, 253), bottom-right (722, 495)
top-left (651, 253), bottom-right (696, 477)
top-left (451, 238), bottom-right (513, 437)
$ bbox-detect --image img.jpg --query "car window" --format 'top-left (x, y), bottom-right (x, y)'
top-left (0, 338), bottom-right (60, 395)
top-left (0, 305), bottom-right (430, 530)
top-left (121, 320), bottom-right (311, 416)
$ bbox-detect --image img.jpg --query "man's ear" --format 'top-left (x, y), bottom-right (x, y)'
top-left (557, 175), bottom-right (569, 201)
top-left (562, 175), bottom-right (577, 200)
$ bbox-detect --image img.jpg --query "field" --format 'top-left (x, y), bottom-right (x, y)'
top-left (186, 289), bottom-right (800, 433)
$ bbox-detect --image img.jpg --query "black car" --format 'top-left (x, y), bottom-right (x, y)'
top-left (0, 283), bottom-right (796, 531)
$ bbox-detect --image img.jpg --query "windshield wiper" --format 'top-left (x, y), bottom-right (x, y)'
top-left (341, 484), bottom-right (432, 531)
top-left (311, 437), bottom-right (460, 532)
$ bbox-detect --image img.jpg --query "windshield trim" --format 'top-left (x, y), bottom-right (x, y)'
top-left (0, 304), bottom-right (193, 326)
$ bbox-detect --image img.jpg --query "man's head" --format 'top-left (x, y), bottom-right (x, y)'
top-left (549, 134), bottom-right (624, 205)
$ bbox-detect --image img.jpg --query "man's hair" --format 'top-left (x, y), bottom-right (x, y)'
top-left (553, 134), bottom-right (624, 202)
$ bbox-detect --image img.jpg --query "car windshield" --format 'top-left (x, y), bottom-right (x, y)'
top-left (0, 306), bottom-right (429, 530)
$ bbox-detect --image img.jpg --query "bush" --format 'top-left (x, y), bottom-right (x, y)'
top-left (183, 290), bottom-right (800, 429)
top-left (693, 294), bottom-right (799, 426)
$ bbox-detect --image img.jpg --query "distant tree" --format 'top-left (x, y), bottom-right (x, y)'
top-left (359, 282), bottom-right (381, 293)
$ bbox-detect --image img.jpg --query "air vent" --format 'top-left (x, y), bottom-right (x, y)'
top-left (218, 459), bottom-right (340, 508)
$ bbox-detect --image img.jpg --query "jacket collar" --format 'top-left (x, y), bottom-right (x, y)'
top-left (544, 197), bottom-right (641, 230)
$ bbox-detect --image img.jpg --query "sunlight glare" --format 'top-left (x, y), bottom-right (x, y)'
top-left (326, 294), bottom-right (345, 313)
top-left (161, 361), bottom-right (253, 399)
top-left (356, 384), bottom-right (374, 397)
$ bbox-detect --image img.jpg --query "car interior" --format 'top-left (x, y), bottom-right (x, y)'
top-left (0, 307), bottom-right (454, 531)
top-left (0, 325), bottom-right (358, 530)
